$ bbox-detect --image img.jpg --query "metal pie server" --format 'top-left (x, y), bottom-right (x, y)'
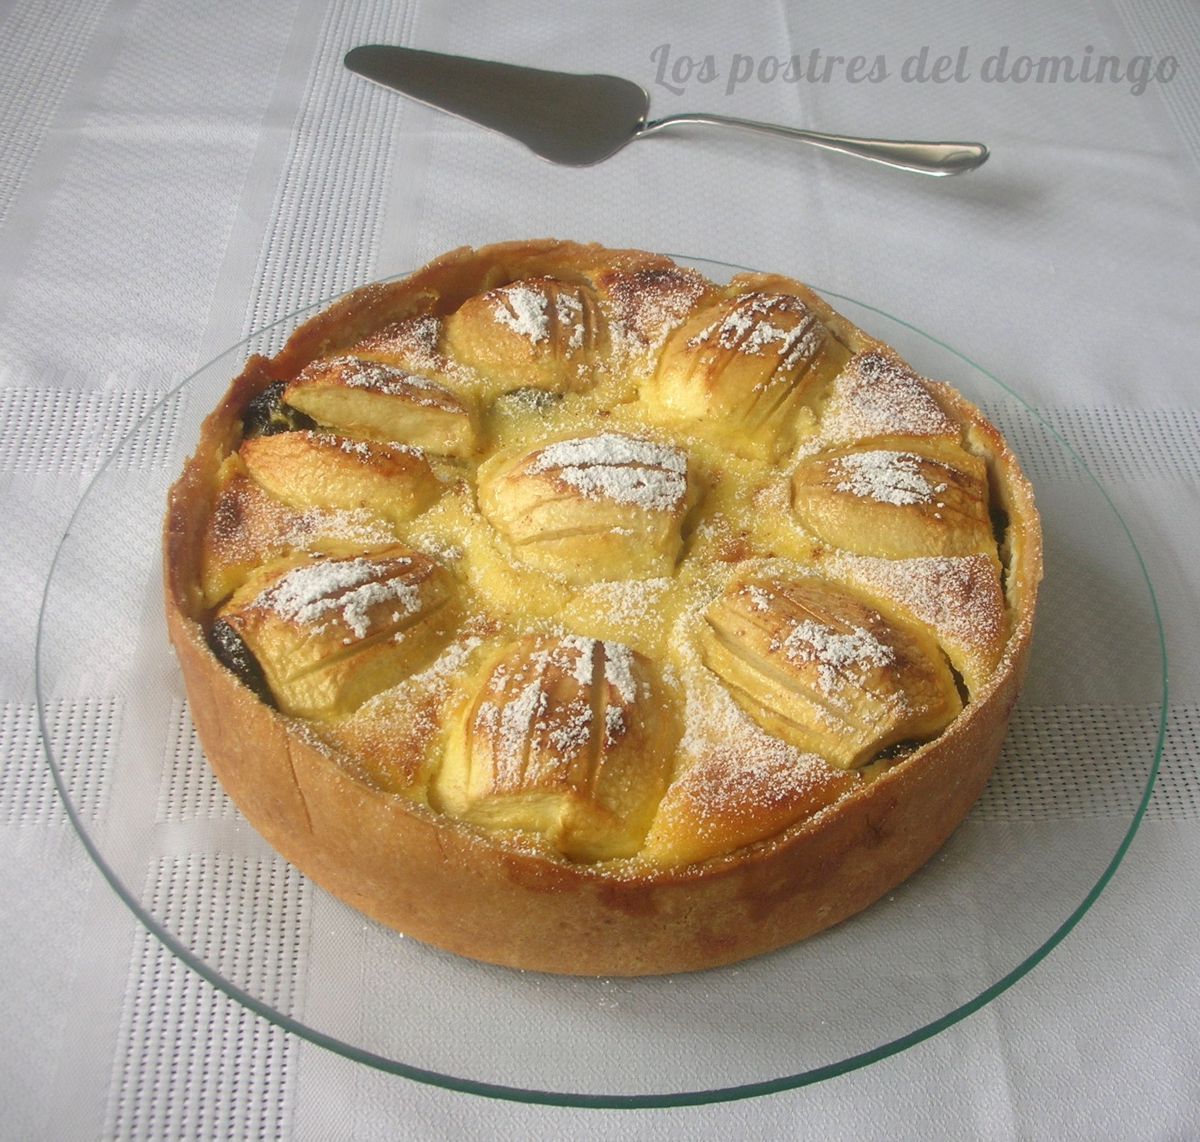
top-left (345, 45), bottom-right (988, 176)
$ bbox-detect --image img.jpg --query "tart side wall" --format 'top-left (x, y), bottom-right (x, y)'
top-left (165, 580), bottom-right (1032, 975)
top-left (162, 239), bottom-right (1042, 976)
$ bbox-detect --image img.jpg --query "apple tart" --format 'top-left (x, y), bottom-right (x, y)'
top-left (164, 240), bottom-right (1041, 975)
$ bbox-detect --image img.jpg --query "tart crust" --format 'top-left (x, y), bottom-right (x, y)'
top-left (164, 239), bottom-right (1041, 976)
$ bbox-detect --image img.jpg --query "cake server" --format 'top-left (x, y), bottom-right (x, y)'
top-left (344, 45), bottom-right (988, 176)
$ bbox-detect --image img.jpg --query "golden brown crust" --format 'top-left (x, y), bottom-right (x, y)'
top-left (163, 239), bottom-right (1042, 976)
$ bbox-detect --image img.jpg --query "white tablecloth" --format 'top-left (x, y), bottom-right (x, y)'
top-left (3, 0), bottom-right (1198, 1136)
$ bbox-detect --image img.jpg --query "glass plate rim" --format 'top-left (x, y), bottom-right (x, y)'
top-left (35, 253), bottom-right (1168, 1109)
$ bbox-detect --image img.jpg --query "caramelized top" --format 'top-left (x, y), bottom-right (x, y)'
top-left (192, 246), bottom-right (1020, 869)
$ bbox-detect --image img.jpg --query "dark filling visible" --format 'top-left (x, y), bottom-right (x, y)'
top-left (873, 739), bottom-right (920, 763)
top-left (208, 619), bottom-right (275, 706)
top-left (989, 500), bottom-right (1011, 595)
top-left (989, 502), bottom-right (1009, 552)
top-left (242, 382), bottom-right (316, 437)
top-left (947, 658), bottom-right (970, 706)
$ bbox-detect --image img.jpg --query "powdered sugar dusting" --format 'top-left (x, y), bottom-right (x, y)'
top-left (315, 356), bottom-right (463, 414)
top-left (546, 698), bottom-right (594, 759)
top-left (260, 556), bottom-right (422, 639)
top-left (562, 634), bottom-right (599, 690)
top-left (475, 635), bottom-right (645, 785)
top-left (745, 584), bottom-right (774, 613)
top-left (526, 433), bottom-right (688, 512)
top-left (658, 669), bottom-right (853, 856)
top-left (208, 477), bottom-right (397, 561)
top-left (388, 314), bottom-right (443, 364)
top-left (556, 290), bottom-right (585, 349)
top-left (831, 449), bottom-right (941, 506)
top-left (314, 432), bottom-right (425, 461)
top-left (352, 315), bottom-right (479, 387)
top-left (492, 283), bottom-right (550, 344)
top-left (601, 266), bottom-right (709, 357)
top-left (818, 351), bottom-right (957, 446)
top-left (602, 640), bottom-right (640, 704)
top-left (280, 507), bottom-right (396, 549)
top-left (477, 674), bottom-right (549, 786)
top-left (555, 634), bottom-right (641, 705)
top-left (686, 293), bottom-right (823, 371)
top-left (406, 634), bottom-right (484, 688)
top-left (827, 551), bottom-right (1005, 669)
top-left (778, 619), bottom-right (896, 697)
top-left (679, 667), bottom-right (826, 793)
top-left (754, 320), bottom-right (824, 372)
top-left (575, 578), bottom-right (673, 629)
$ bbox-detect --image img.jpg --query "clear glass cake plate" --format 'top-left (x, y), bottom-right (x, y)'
top-left (36, 255), bottom-right (1165, 1107)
